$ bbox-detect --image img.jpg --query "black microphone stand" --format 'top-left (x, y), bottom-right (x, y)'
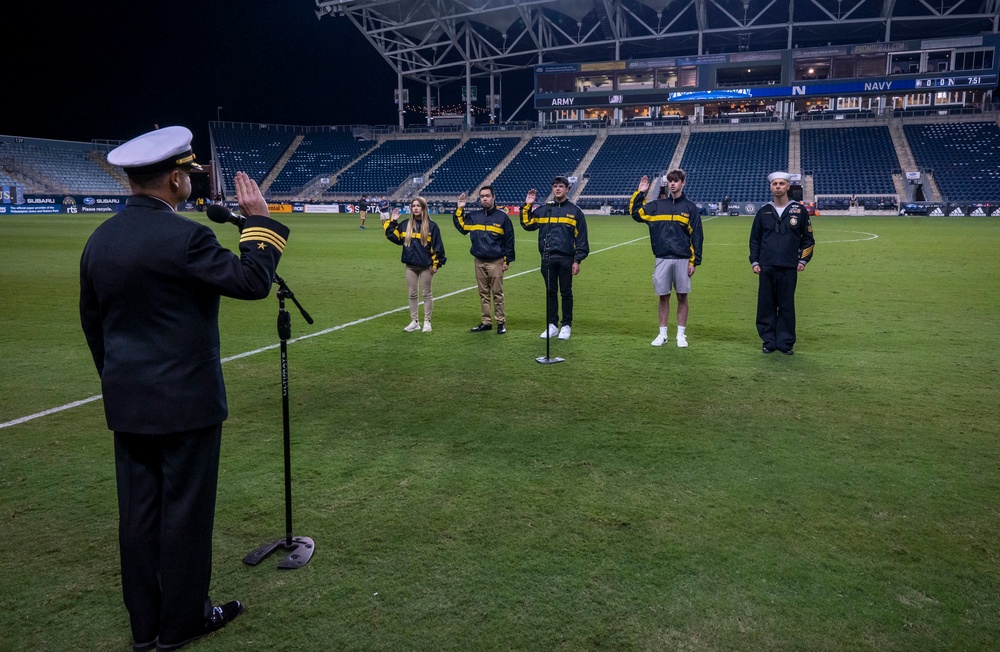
top-left (244, 274), bottom-right (317, 569)
top-left (536, 220), bottom-right (564, 364)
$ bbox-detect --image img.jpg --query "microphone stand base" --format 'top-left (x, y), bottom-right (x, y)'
top-left (535, 356), bottom-right (565, 364)
top-left (243, 536), bottom-right (316, 569)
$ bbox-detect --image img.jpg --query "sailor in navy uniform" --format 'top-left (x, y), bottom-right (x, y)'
top-left (749, 171), bottom-right (815, 355)
top-left (80, 126), bottom-right (289, 650)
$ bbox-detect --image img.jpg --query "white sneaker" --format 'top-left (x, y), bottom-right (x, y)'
top-left (558, 325), bottom-right (571, 340)
top-left (422, 320), bottom-right (432, 333)
top-left (404, 320), bottom-right (420, 332)
top-left (540, 324), bottom-right (558, 339)
top-left (651, 333), bottom-right (667, 347)
top-left (676, 333), bottom-right (688, 348)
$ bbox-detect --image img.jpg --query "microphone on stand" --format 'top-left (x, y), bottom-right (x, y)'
top-left (207, 204), bottom-right (247, 232)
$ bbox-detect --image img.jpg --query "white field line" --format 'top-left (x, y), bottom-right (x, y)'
top-left (1, 233), bottom-right (652, 429)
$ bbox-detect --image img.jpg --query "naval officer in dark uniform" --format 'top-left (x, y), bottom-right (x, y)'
top-left (80, 126), bottom-right (290, 651)
top-left (749, 171), bottom-right (815, 355)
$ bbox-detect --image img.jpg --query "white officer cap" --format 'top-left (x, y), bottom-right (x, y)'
top-left (768, 171), bottom-right (791, 182)
top-left (107, 126), bottom-right (203, 174)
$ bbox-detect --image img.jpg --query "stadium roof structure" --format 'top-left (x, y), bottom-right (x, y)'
top-left (316, 0), bottom-right (1000, 86)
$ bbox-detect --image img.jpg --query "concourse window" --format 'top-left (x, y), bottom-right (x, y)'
top-left (617, 71), bottom-right (653, 90)
top-left (538, 73), bottom-right (576, 93)
top-left (717, 65), bottom-right (781, 87)
top-left (831, 56), bottom-right (856, 79)
top-left (857, 54), bottom-right (887, 77)
top-left (794, 58), bottom-right (830, 81)
top-left (890, 52), bottom-right (921, 75)
top-left (926, 50), bottom-right (952, 73)
top-left (655, 67), bottom-right (679, 88)
top-left (576, 73), bottom-right (612, 92)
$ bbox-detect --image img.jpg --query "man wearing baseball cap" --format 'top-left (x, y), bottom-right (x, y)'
top-left (520, 175), bottom-right (589, 340)
top-left (749, 171), bottom-right (815, 355)
top-left (81, 126), bottom-right (290, 650)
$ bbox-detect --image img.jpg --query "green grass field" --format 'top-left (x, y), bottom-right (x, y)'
top-left (2, 212), bottom-right (999, 651)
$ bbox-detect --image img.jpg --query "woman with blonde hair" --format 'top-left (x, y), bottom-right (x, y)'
top-left (383, 197), bottom-right (447, 332)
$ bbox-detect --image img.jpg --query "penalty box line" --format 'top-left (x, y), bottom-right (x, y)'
top-left (1, 234), bottom-right (652, 430)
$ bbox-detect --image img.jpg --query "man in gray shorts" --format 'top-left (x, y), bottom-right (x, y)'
top-left (629, 169), bottom-right (704, 347)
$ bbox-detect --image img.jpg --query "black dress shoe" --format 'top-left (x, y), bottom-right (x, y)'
top-left (762, 345), bottom-right (775, 354)
top-left (157, 601), bottom-right (244, 650)
top-left (496, 322), bottom-right (506, 335)
top-left (469, 323), bottom-right (492, 332)
top-left (780, 348), bottom-right (794, 355)
top-left (134, 638), bottom-right (157, 652)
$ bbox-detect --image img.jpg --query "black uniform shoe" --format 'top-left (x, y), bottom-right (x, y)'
top-left (780, 348), bottom-right (794, 355)
top-left (470, 323), bottom-right (492, 332)
top-left (762, 345), bottom-right (776, 354)
top-left (157, 601), bottom-right (244, 650)
top-left (496, 322), bottom-right (506, 335)
top-left (134, 638), bottom-right (157, 652)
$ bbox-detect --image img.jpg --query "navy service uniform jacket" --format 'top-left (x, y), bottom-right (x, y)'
top-left (629, 190), bottom-right (704, 265)
top-left (452, 205), bottom-right (516, 264)
top-left (519, 198), bottom-right (589, 263)
top-left (384, 218), bottom-right (447, 270)
top-left (80, 195), bottom-right (289, 435)
top-left (749, 202), bottom-right (815, 268)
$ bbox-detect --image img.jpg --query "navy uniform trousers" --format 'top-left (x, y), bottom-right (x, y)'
top-left (756, 265), bottom-right (798, 351)
top-left (114, 425), bottom-right (221, 644)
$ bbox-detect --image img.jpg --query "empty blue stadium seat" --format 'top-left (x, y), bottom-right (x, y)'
top-left (326, 138), bottom-right (460, 195)
top-left (582, 133), bottom-right (681, 196)
top-left (801, 126), bottom-right (897, 195)
top-left (422, 137), bottom-right (521, 196)
top-left (491, 135), bottom-right (595, 197)
top-left (679, 130), bottom-right (789, 204)
top-left (269, 131), bottom-right (374, 195)
top-left (904, 122), bottom-right (1000, 202)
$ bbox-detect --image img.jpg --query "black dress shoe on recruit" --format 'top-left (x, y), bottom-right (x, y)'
top-left (780, 348), bottom-right (794, 355)
top-left (470, 323), bottom-right (492, 332)
top-left (496, 322), bottom-right (507, 335)
top-left (157, 601), bottom-right (244, 650)
top-left (762, 345), bottom-right (776, 354)
top-left (133, 638), bottom-right (157, 652)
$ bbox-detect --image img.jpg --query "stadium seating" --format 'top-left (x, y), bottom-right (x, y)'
top-left (581, 133), bottom-right (681, 196)
top-left (268, 131), bottom-right (374, 195)
top-left (1, 138), bottom-right (127, 194)
top-left (903, 121), bottom-right (1000, 201)
top-left (801, 126), bottom-right (897, 195)
top-left (679, 130), bottom-right (788, 204)
top-left (211, 124), bottom-right (297, 195)
top-left (326, 138), bottom-right (460, 195)
top-left (491, 135), bottom-right (596, 197)
top-left (421, 137), bottom-right (521, 196)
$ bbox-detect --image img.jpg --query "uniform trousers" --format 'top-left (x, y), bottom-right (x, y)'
top-left (474, 257), bottom-right (505, 324)
top-left (406, 265), bottom-right (434, 322)
top-left (114, 425), bottom-right (221, 645)
top-left (541, 254), bottom-right (574, 327)
top-left (756, 265), bottom-right (798, 350)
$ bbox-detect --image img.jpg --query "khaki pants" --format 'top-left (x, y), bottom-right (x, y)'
top-left (474, 257), bottom-right (505, 324)
top-left (406, 265), bottom-right (434, 322)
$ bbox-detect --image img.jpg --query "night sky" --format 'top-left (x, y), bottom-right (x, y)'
top-left (11, 1), bottom-right (531, 159)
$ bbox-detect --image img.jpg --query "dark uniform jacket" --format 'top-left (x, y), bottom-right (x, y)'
top-left (629, 190), bottom-right (704, 265)
top-left (519, 198), bottom-right (589, 263)
top-left (80, 195), bottom-right (289, 435)
top-left (384, 217), bottom-right (447, 270)
top-left (452, 205), bottom-right (516, 264)
top-left (749, 201), bottom-right (815, 268)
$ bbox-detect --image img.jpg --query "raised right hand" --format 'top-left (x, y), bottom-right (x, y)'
top-left (457, 192), bottom-right (467, 209)
top-left (638, 175), bottom-right (649, 193)
top-left (525, 189), bottom-right (537, 205)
